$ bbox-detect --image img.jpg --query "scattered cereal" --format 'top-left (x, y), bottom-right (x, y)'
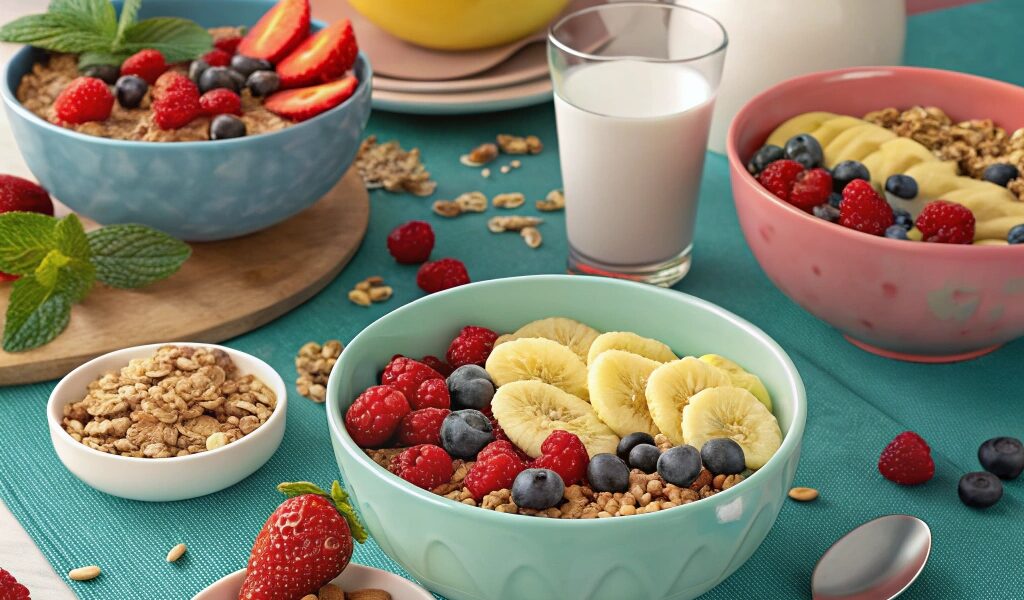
top-left (788, 486), bottom-right (819, 502)
top-left (318, 583), bottom-right (346, 600)
top-left (481, 168), bottom-right (491, 178)
top-left (510, 159), bottom-right (522, 169)
top-left (369, 285), bottom-right (393, 302)
top-left (432, 200), bottom-right (462, 218)
top-left (460, 142), bottom-right (498, 167)
top-left (497, 134), bottom-right (543, 155)
top-left (61, 346), bottom-right (276, 458)
top-left (295, 340), bottom-right (343, 403)
top-left (500, 165), bottom-right (511, 174)
top-left (455, 191), bottom-right (487, 213)
top-left (68, 566), bottom-right (101, 581)
top-left (348, 276), bottom-right (393, 308)
top-left (492, 192), bottom-right (525, 209)
top-left (536, 189), bottom-right (565, 212)
top-left (487, 215), bottom-right (543, 233)
top-left (355, 135), bottom-right (437, 196)
top-left (521, 226), bottom-right (542, 249)
top-left (166, 543), bottom-right (187, 563)
top-left (348, 289), bottom-right (371, 306)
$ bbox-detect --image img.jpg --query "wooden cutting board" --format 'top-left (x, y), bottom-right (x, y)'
top-left (0, 169), bottom-right (370, 386)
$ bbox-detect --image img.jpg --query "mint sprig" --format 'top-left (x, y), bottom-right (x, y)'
top-left (0, 212), bottom-right (190, 352)
top-left (0, 0), bottom-right (212, 69)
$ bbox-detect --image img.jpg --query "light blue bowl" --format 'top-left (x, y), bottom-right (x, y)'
top-left (0, 0), bottom-right (372, 241)
top-left (326, 275), bottom-right (807, 600)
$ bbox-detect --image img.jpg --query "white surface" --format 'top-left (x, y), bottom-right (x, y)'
top-left (372, 77), bottom-right (552, 115)
top-left (554, 61), bottom-right (714, 265)
top-left (193, 564), bottom-right (435, 600)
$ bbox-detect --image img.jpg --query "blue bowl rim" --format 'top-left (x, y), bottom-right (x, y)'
top-left (326, 274), bottom-right (808, 528)
top-left (0, 1), bottom-right (373, 149)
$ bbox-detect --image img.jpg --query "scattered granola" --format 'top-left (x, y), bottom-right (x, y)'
top-left (487, 215), bottom-right (543, 233)
top-left (348, 276), bottom-right (393, 308)
top-left (432, 200), bottom-right (463, 218)
top-left (510, 159), bottom-right (522, 169)
top-left (500, 165), bottom-right (511, 174)
top-left (521, 226), bottom-right (542, 249)
top-left (788, 486), bottom-right (819, 502)
top-left (166, 543), bottom-right (187, 563)
top-left (61, 346), bottom-right (276, 458)
top-left (355, 135), bottom-right (437, 196)
top-left (295, 340), bottom-right (343, 403)
top-left (455, 191), bottom-right (488, 213)
top-left (497, 134), bottom-right (543, 155)
top-left (481, 168), bottom-right (491, 178)
top-left (536, 189), bottom-right (565, 212)
top-left (68, 566), bottom-right (101, 581)
top-left (460, 143), bottom-right (498, 167)
top-left (492, 192), bottom-right (525, 209)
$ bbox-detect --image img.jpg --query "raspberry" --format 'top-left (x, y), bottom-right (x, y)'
top-left (477, 439), bottom-right (530, 463)
top-left (380, 357), bottom-right (444, 404)
top-left (465, 452), bottom-right (526, 499)
top-left (389, 444), bottom-right (452, 490)
top-left (120, 49), bottom-right (167, 84)
top-left (395, 407), bottom-right (450, 446)
top-left (788, 168), bottom-right (834, 212)
top-left (756, 159), bottom-right (805, 201)
top-left (413, 378), bottom-right (450, 410)
top-left (214, 34), bottom-right (243, 54)
top-left (915, 200), bottom-right (975, 244)
top-left (420, 355), bottom-right (453, 377)
top-left (878, 431), bottom-right (935, 485)
top-left (416, 258), bottom-right (470, 294)
top-left (839, 179), bottom-right (893, 236)
top-left (152, 72), bottom-right (195, 102)
top-left (387, 220), bottom-right (435, 264)
top-left (446, 326), bottom-right (499, 368)
top-left (344, 385), bottom-right (410, 448)
top-left (202, 48), bottom-right (232, 67)
top-left (200, 88), bottom-right (242, 116)
top-left (53, 77), bottom-right (113, 124)
top-left (0, 568), bottom-right (31, 600)
top-left (531, 430), bottom-right (589, 485)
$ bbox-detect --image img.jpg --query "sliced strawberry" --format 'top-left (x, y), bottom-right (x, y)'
top-left (277, 19), bottom-right (358, 89)
top-left (237, 0), bottom-right (311, 64)
top-left (264, 76), bottom-right (357, 122)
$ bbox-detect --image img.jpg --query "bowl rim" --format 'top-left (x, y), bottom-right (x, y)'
top-left (326, 274), bottom-right (807, 527)
top-left (47, 341), bottom-right (287, 465)
top-left (0, 5), bottom-right (373, 149)
top-left (726, 64), bottom-right (1024, 256)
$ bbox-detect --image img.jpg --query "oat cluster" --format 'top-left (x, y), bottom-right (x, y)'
top-left (355, 135), bottom-right (437, 196)
top-left (62, 346), bottom-right (276, 458)
top-left (295, 340), bottom-right (343, 403)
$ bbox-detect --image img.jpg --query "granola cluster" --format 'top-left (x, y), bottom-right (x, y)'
top-left (62, 346), bottom-right (276, 458)
top-left (865, 105), bottom-right (1024, 199)
top-left (295, 340), bottom-right (343, 403)
top-left (355, 135), bottom-right (437, 196)
top-left (366, 434), bottom-right (744, 519)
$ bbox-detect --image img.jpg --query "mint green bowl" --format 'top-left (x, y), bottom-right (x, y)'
top-left (326, 275), bottom-right (806, 600)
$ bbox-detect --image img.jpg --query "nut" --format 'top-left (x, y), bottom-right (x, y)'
top-left (302, 595), bottom-right (318, 600)
top-left (500, 165), bottom-right (511, 174)
top-left (432, 200), bottom-right (462, 218)
top-left (69, 565), bottom-right (101, 581)
top-left (347, 590), bottom-right (392, 600)
top-left (460, 142), bottom-right (498, 166)
top-left (166, 543), bottom-right (187, 563)
top-left (488, 215), bottom-right (543, 233)
top-left (497, 134), bottom-right (543, 155)
top-left (492, 192), bottom-right (525, 209)
top-left (454, 191), bottom-right (487, 213)
top-left (295, 340), bottom-right (342, 403)
top-left (355, 135), bottom-right (436, 196)
top-left (481, 168), bottom-right (491, 178)
top-left (521, 226), bottom-right (542, 249)
top-left (369, 285), bottom-right (393, 302)
top-left (536, 189), bottom-right (565, 212)
top-left (788, 486), bottom-right (819, 502)
top-left (348, 289), bottom-right (371, 307)
top-left (510, 159), bottom-right (522, 168)
top-left (318, 583), bottom-right (346, 600)
top-left (206, 432), bottom-right (228, 451)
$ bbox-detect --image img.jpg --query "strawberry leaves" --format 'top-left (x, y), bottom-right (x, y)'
top-left (277, 481), bottom-right (368, 543)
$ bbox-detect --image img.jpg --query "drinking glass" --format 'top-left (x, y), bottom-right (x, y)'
top-left (548, 2), bottom-right (727, 286)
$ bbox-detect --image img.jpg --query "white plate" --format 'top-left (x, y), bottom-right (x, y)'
top-left (193, 563), bottom-right (435, 600)
top-left (372, 77), bottom-right (553, 115)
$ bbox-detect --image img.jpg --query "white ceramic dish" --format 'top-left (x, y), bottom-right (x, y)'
top-left (46, 342), bottom-right (287, 502)
top-left (193, 564), bottom-right (435, 600)
top-left (372, 77), bottom-right (552, 115)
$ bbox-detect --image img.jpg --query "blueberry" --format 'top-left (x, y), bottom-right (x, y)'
top-left (1009, 224), bottom-right (1024, 245)
top-left (114, 75), bottom-right (147, 109)
top-left (831, 160), bottom-right (870, 193)
top-left (446, 365), bottom-right (495, 410)
top-left (616, 432), bottom-right (656, 462)
top-left (978, 437), bottom-right (1024, 480)
top-left (884, 225), bottom-right (910, 240)
top-left (628, 443), bottom-right (661, 474)
top-left (812, 203), bottom-right (840, 223)
top-left (80, 64), bottom-right (119, 84)
top-left (657, 445), bottom-right (703, 487)
top-left (828, 192), bottom-right (843, 208)
top-left (700, 438), bottom-right (745, 475)
top-left (511, 468), bottom-right (565, 509)
top-left (586, 454), bottom-right (630, 493)
top-left (746, 144), bottom-right (785, 175)
top-left (231, 54), bottom-right (274, 78)
top-left (885, 174), bottom-right (918, 199)
top-left (439, 409), bottom-right (493, 459)
top-left (188, 59), bottom-right (210, 83)
top-left (783, 134), bottom-right (824, 169)
top-left (199, 66), bottom-right (241, 94)
top-left (210, 115), bottom-right (247, 140)
top-left (958, 471), bottom-right (1003, 508)
top-left (247, 70), bottom-right (280, 97)
top-left (228, 69), bottom-right (247, 90)
top-left (982, 163), bottom-right (1019, 187)
top-left (893, 208), bottom-right (913, 230)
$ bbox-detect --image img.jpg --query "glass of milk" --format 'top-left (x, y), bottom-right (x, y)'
top-left (548, 2), bottom-right (727, 286)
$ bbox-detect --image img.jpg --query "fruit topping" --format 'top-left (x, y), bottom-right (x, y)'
top-left (839, 179), bottom-right (894, 236)
top-left (682, 387), bottom-right (782, 470)
top-left (79, 63), bottom-right (119, 85)
top-left (589, 350), bottom-right (660, 437)
top-left (412, 378), bottom-right (451, 411)
top-left (511, 468), bottom-right (564, 509)
top-left (812, 203), bottom-right (840, 223)
top-left (878, 431), bottom-right (935, 485)
top-left (210, 114), bottom-right (247, 140)
top-left (231, 54), bottom-right (275, 78)
top-left (486, 337), bottom-right (589, 399)
top-left (587, 453), bottom-right (630, 493)
top-left (389, 444), bottom-right (453, 490)
top-left (1008, 224), bottom-right (1024, 244)
top-left (415, 257), bottom-right (470, 294)
top-left (202, 48), bottom-right (232, 67)
top-left (386, 220), bottom-right (435, 264)
top-left (199, 66), bottom-right (241, 94)
top-left (0, 174), bottom-right (54, 216)
top-left (656, 445), bottom-right (703, 487)
top-left (746, 144), bottom-right (784, 175)
top-left (828, 192), bottom-right (842, 208)
top-left (53, 77), bottom-right (114, 124)
top-left (646, 357), bottom-right (730, 446)
top-left (893, 208), bottom-right (913, 229)
top-left (200, 88), bottom-right (242, 116)
top-left (264, 75), bottom-right (358, 122)
top-left (344, 385), bottom-right (410, 448)
top-left (187, 59), bottom-right (209, 83)
top-left (440, 409), bottom-right (494, 459)
top-left (788, 168), bottom-right (833, 212)
top-left (152, 78), bottom-right (201, 130)
top-left (277, 19), bottom-right (358, 89)
top-left (756, 159), bottom-right (805, 202)
top-left (831, 160), bottom-right (870, 193)
top-left (395, 408), bottom-right (450, 447)
top-left (530, 430), bottom-right (590, 485)
top-left (446, 365), bottom-right (496, 410)
top-left (247, 70), bottom-right (281, 97)
top-left (978, 436), bottom-right (1024, 480)
top-left (884, 225), bottom-right (910, 240)
top-left (958, 472), bottom-right (1003, 508)
top-left (885, 174), bottom-right (918, 199)
top-left (476, 440), bottom-right (524, 463)
top-left (120, 49), bottom-right (166, 85)
top-left (238, 0), bottom-right (312, 64)
top-left (447, 326), bottom-right (499, 368)
top-left (914, 200), bottom-right (975, 244)
top-left (700, 438), bottom-right (746, 475)
top-left (466, 451), bottom-right (526, 500)
top-left (982, 162), bottom-right (1019, 187)
top-left (114, 75), bottom-right (147, 109)
top-left (627, 443), bottom-right (660, 474)
top-left (214, 34), bottom-right (243, 55)
top-left (616, 432), bottom-right (656, 463)
top-left (783, 133), bottom-right (824, 169)
top-left (381, 356), bottom-right (444, 403)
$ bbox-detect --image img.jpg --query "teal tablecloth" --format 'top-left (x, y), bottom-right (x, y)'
top-left (3, 2), bottom-right (1024, 598)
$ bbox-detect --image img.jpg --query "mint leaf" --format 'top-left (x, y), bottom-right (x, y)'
top-left (59, 257), bottom-right (95, 302)
top-left (79, 50), bottom-right (128, 69)
top-left (0, 13), bottom-right (113, 53)
top-left (0, 212), bottom-right (57, 276)
top-left (54, 214), bottom-right (90, 262)
top-left (114, 0), bottom-right (141, 45)
top-left (86, 224), bottom-right (190, 288)
top-left (33, 249), bottom-right (70, 289)
top-left (3, 275), bottom-right (72, 353)
top-left (49, 0), bottom-right (116, 37)
top-left (122, 18), bottom-right (212, 62)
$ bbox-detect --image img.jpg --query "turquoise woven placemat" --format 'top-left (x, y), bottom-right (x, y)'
top-left (3, 1), bottom-right (1024, 598)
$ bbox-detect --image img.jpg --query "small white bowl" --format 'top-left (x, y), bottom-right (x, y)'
top-left (193, 564), bottom-right (434, 600)
top-left (47, 342), bottom-right (287, 502)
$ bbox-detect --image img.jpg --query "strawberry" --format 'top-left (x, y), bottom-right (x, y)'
top-left (240, 481), bottom-right (367, 600)
top-left (238, 0), bottom-right (311, 64)
top-left (276, 19), bottom-right (358, 89)
top-left (53, 77), bottom-right (114, 124)
top-left (120, 49), bottom-right (167, 85)
top-left (214, 34), bottom-right (243, 55)
top-left (264, 76), bottom-right (357, 122)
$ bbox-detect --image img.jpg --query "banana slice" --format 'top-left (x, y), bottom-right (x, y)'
top-left (698, 354), bottom-right (772, 412)
top-left (588, 350), bottom-right (661, 437)
top-left (645, 357), bottom-right (730, 445)
top-left (586, 331), bottom-right (677, 364)
top-left (491, 380), bottom-right (620, 458)
top-left (495, 317), bottom-right (600, 363)
top-left (485, 337), bottom-right (589, 400)
top-left (682, 386), bottom-right (783, 470)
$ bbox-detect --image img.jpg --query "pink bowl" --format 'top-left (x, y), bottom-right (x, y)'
top-left (727, 66), bottom-right (1024, 363)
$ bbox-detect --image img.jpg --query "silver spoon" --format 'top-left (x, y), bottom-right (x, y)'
top-left (812, 515), bottom-right (932, 600)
